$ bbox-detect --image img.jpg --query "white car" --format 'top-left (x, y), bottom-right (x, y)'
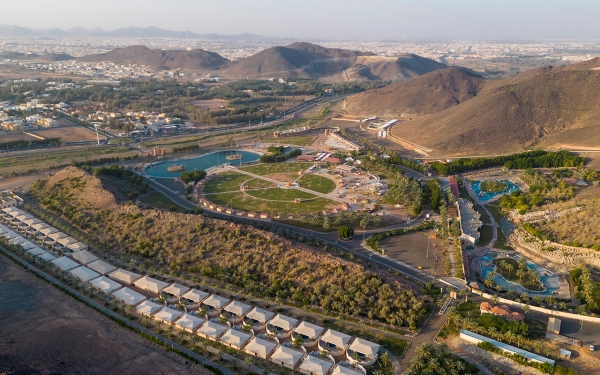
top-left (591, 345), bottom-right (595, 351)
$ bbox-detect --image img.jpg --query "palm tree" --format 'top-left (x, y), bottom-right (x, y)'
top-left (522, 304), bottom-right (530, 315)
top-left (379, 352), bottom-right (391, 368)
top-left (492, 294), bottom-right (499, 305)
top-left (358, 319), bottom-right (367, 334)
top-left (488, 326), bottom-right (498, 339)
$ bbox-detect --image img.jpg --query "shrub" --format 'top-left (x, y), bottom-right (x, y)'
top-left (338, 225), bottom-right (354, 239)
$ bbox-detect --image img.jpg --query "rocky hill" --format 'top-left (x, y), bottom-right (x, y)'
top-left (78, 45), bottom-right (229, 70)
top-left (333, 54), bottom-right (447, 82)
top-left (343, 67), bottom-right (484, 117)
top-left (387, 58), bottom-right (600, 155)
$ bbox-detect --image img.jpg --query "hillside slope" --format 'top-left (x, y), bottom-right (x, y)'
top-left (388, 58), bottom-right (600, 155)
top-left (79, 45), bottom-right (229, 70)
top-left (343, 67), bottom-right (484, 117)
top-left (335, 54), bottom-right (447, 82)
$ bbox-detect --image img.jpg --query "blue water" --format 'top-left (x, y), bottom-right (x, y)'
top-left (145, 150), bottom-right (261, 177)
top-left (470, 180), bottom-right (520, 202)
top-left (480, 251), bottom-right (560, 296)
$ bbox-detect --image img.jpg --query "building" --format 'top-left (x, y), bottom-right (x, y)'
top-left (134, 275), bottom-right (169, 295)
top-left (460, 330), bottom-right (555, 366)
top-left (0, 191), bottom-right (24, 209)
top-left (328, 131), bottom-right (363, 152)
top-left (37, 117), bottom-right (59, 128)
top-left (456, 199), bottom-right (482, 244)
top-left (448, 176), bottom-right (460, 200)
top-left (480, 302), bottom-right (525, 321)
top-left (318, 329), bottom-right (352, 356)
top-left (547, 317), bottom-right (561, 335)
top-left (243, 335), bottom-right (279, 359)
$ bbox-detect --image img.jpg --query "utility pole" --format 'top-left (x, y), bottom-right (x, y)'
top-left (94, 124), bottom-right (100, 146)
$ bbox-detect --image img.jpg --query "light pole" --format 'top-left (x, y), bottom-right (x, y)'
top-left (94, 124), bottom-right (100, 146)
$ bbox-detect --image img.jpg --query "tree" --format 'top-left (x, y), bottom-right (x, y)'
top-left (378, 352), bottom-right (391, 368)
top-left (322, 216), bottom-right (331, 230)
top-left (338, 225), bottom-right (354, 240)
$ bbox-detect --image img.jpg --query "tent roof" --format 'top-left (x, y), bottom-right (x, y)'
top-left (320, 329), bottom-right (352, 348)
top-left (15, 214), bottom-right (31, 221)
top-left (112, 287), bottom-right (146, 306)
top-left (202, 294), bottom-right (230, 309)
top-left (57, 236), bottom-right (77, 246)
top-left (269, 314), bottom-right (298, 331)
top-left (70, 250), bottom-right (98, 265)
top-left (220, 328), bottom-right (252, 347)
top-left (154, 307), bottom-right (183, 323)
top-left (348, 337), bottom-right (380, 357)
top-left (87, 259), bottom-right (117, 275)
top-left (299, 355), bottom-right (333, 375)
top-left (31, 222), bottom-right (49, 231)
top-left (69, 266), bottom-right (100, 282)
top-left (51, 256), bottom-right (80, 271)
top-left (294, 321), bottom-right (324, 339)
top-left (136, 300), bottom-right (163, 316)
top-left (9, 237), bottom-right (27, 245)
top-left (108, 268), bottom-right (142, 284)
top-left (38, 252), bottom-right (56, 261)
top-left (162, 283), bottom-right (190, 297)
top-left (7, 209), bottom-right (22, 217)
top-left (89, 276), bottom-right (122, 293)
top-left (223, 300), bottom-right (251, 316)
top-left (197, 321), bottom-right (228, 338)
top-left (176, 313), bottom-right (205, 331)
top-left (270, 345), bottom-right (304, 366)
top-left (67, 242), bottom-right (88, 252)
top-left (48, 231), bottom-right (67, 240)
top-left (134, 275), bottom-right (169, 293)
top-left (19, 241), bottom-right (37, 250)
top-left (246, 307), bottom-right (275, 323)
top-left (40, 227), bottom-right (59, 235)
top-left (23, 218), bottom-right (41, 226)
top-left (182, 288), bottom-right (209, 303)
top-left (244, 337), bottom-right (277, 357)
top-left (26, 247), bottom-right (46, 256)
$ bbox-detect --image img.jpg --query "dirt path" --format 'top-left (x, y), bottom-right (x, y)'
top-left (0, 254), bottom-right (210, 375)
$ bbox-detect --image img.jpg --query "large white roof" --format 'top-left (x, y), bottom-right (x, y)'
top-left (268, 314), bottom-right (299, 331)
top-left (299, 355), bottom-right (333, 375)
top-left (223, 300), bottom-right (251, 316)
top-left (38, 252), bottom-right (57, 261)
top-left (162, 283), bottom-right (190, 297)
top-left (202, 294), bottom-right (230, 309)
top-left (294, 321), bottom-right (324, 339)
top-left (246, 307), bottom-right (275, 323)
top-left (134, 275), bottom-right (169, 293)
top-left (48, 231), bottom-right (67, 241)
top-left (112, 287), bottom-right (146, 305)
top-left (31, 222), bottom-right (49, 231)
top-left (87, 259), bottom-right (117, 275)
top-left (108, 268), bottom-right (142, 284)
top-left (15, 214), bottom-right (31, 222)
top-left (23, 218), bottom-right (41, 226)
top-left (57, 236), bottom-right (77, 246)
top-left (39, 227), bottom-right (58, 236)
top-left (7, 209), bottom-right (22, 217)
top-left (182, 288), bottom-right (209, 303)
top-left (320, 329), bottom-right (352, 348)
top-left (69, 266), bottom-right (100, 282)
top-left (136, 300), bottom-right (163, 316)
top-left (51, 256), bottom-right (80, 271)
top-left (70, 250), bottom-right (98, 265)
top-left (197, 320), bottom-right (228, 339)
top-left (175, 313), bottom-right (205, 331)
top-left (19, 241), bottom-right (37, 250)
top-left (270, 345), bottom-right (304, 367)
top-left (26, 247), bottom-right (46, 256)
top-left (220, 328), bottom-right (252, 347)
top-left (348, 337), bottom-right (380, 357)
top-left (332, 365), bottom-right (364, 375)
top-left (244, 336), bottom-right (277, 358)
top-left (89, 276), bottom-right (122, 293)
top-left (154, 307), bottom-right (183, 323)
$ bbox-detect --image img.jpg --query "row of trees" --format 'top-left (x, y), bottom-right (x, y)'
top-left (570, 265), bottom-right (600, 313)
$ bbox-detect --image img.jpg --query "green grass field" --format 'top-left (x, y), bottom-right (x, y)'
top-left (209, 191), bottom-right (337, 213)
top-left (297, 173), bottom-right (336, 194)
top-left (141, 192), bottom-right (185, 211)
top-left (245, 187), bottom-right (317, 201)
top-left (241, 162), bottom-right (313, 175)
top-left (203, 171), bottom-right (274, 194)
top-left (262, 135), bottom-right (316, 146)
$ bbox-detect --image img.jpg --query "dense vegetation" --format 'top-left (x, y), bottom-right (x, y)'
top-left (180, 170), bottom-right (207, 184)
top-left (402, 343), bottom-right (476, 375)
top-left (430, 151), bottom-right (585, 175)
top-left (259, 148), bottom-right (301, 163)
top-left (338, 225), bottom-right (354, 239)
top-left (480, 180), bottom-right (508, 193)
top-left (569, 265), bottom-right (600, 313)
top-left (29, 168), bottom-right (430, 330)
top-left (0, 137), bottom-right (61, 151)
top-left (423, 179), bottom-right (443, 212)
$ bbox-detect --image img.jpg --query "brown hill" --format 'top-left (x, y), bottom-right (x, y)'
top-left (78, 45), bottom-right (229, 70)
top-left (221, 42), bottom-right (373, 79)
top-left (343, 67), bottom-right (484, 117)
top-left (31, 53), bottom-right (74, 62)
top-left (387, 58), bottom-right (600, 155)
top-left (334, 54), bottom-right (447, 82)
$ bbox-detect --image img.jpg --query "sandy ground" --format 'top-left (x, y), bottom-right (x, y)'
top-left (30, 124), bottom-right (98, 142)
top-left (0, 173), bottom-right (49, 192)
top-left (0, 254), bottom-right (209, 375)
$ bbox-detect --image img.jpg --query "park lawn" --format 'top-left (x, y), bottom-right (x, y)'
top-left (479, 225), bottom-right (494, 246)
top-left (241, 162), bottom-right (313, 175)
top-left (208, 191), bottom-right (337, 213)
top-left (480, 180), bottom-right (508, 193)
top-left (456, 301), bottom-right (481, 319)
top-left (263, 135), bottom-right (316, 146)
top-left (491, 258), bottom-right (543, 291)
top-left (245, 187), bottom-right (317, 201)
top-left (473, 204), bottom-right (492, 224)
top-left (297, 173), bottom-right (336, 194)
top-left (141, 192), bottom-right (185, 211)
top-left (203, 171), bottom-right (274, 194)
top-left (486, 203), bottom-right (506, 224)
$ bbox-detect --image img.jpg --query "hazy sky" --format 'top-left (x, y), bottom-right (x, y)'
top-left (2, 0), bottom-right (599, 40)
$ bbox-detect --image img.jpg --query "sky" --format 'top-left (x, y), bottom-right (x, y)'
top-left (1, 0), bottom-right (599, 40)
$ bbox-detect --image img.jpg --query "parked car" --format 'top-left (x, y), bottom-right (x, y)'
top-left (590, 345), bottom-right (595, 351)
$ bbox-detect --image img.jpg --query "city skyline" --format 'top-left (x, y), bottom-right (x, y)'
top-left (1, 0), bottom-right (600, 41)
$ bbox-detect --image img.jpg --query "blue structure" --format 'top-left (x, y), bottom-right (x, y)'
top-left (460, 330), bottom-right (555, 366)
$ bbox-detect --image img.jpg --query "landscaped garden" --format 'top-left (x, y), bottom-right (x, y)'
top-left (296, 173), bottom-right (336, 194)
top-left (491, 257), bottom-right (543, 291)
top-left (480, 180), bottom-right (509, 193)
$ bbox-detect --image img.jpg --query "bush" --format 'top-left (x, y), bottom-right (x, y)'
top-left (338, 225), bottom-right (354, 240)
top-left (181, 170), bottom-right (207, 184)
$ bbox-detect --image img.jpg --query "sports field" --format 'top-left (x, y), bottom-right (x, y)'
top-left (297, 173), bottom-right (336, 194)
